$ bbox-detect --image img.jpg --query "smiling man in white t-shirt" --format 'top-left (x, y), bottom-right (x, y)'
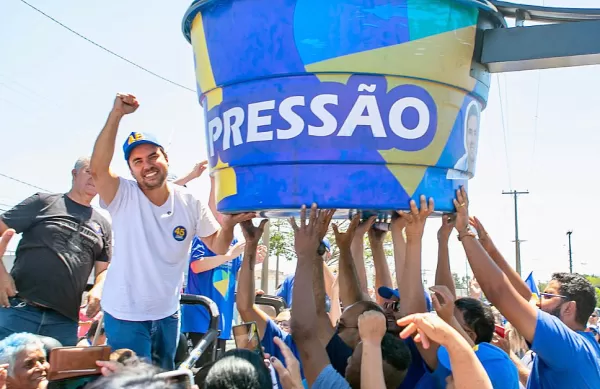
top-left (90, 93), bottom-right (255, 369)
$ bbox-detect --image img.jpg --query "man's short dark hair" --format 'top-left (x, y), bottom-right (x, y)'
top-left (204, 349), bottom-right (272, 389)
top-left (553, 272), bottom-right (597, 326)
top-left (381, 333), bottom-right (411, 372)
top-left (455, 297), bottom-right (496, 344)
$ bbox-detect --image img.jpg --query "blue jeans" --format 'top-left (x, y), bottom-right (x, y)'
top-left (0, 298), bottom-right (78, 346)
top-left (104, 311), bottom-right (180, 370)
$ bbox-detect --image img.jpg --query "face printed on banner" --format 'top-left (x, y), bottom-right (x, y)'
top-left (464, 102), bottom-right (480, 171)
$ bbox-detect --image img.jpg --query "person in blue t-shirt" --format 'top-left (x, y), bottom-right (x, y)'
top-left (453, 188), bottom-right (600, 389)
top-left (181, 236), bottom-right (247, 365)
top-left (276, 239), bottom-right (333, 309)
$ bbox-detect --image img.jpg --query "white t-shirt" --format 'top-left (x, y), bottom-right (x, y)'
top-left (100, 177), bottom-right (219, 321)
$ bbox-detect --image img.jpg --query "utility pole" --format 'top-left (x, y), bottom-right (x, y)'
top-left (567, 230), bottom-right (573, 273)
top-left (261, 221), bottom-right (270, 293)
top-left (502, 190), bottom-right (529, 276)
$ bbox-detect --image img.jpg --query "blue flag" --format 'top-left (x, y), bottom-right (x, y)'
top-left (525, 271), bottom-right (540, 302)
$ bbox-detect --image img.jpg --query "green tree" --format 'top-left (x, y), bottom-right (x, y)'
top-left (453, 273), bottom-right (466, 289)
top-left (269, 219), bottom-right (295, 261)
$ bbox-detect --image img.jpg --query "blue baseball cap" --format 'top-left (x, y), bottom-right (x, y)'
top-left (123, 132), bottom-right (163, 161)
top-left (378, 287), bottom-right (433, 312)
top-left (437, 342), bottom-right (519, 388)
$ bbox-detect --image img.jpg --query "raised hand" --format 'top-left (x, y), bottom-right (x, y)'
top-left (368, 227), bottom-right (388, 245)
top-left (332, 214), bottom-right (361, 249)
top-left (469, 216), bottom-right (494, 250)
top-left (189, 161), bottom-right (208, 179)
top-left (429, 285), bottom-right (456, 323)
top-left (0, 229), bottom-right (16, 308)
top-left (397, 195), bottom-right (434, 241)
top-left (437, 214), bottom-right (456, 242)
top-left (289, 204), bottom-right (327, 259)
top-left (469, 278), bottom-right (482, 300)
top-left (390, 212), bottom-right (407, 235)
top-left (358, 310), bottom-right (387, 345)
top-left (222, 212), bottom-right (257, 229)
top-left (240, 219), bottom-right (268, 245)
top-left (491, 332), bottom-right (511, 355)
top-left (113, 93), bottom-right (139, 115)
top-left (453, 187), bottom-right (470, 235)
top-left (316, 209), bottom-right (336, 242)
top-left (398, 313), bottom-right (456, 349)
top-left (228, 241), bottom-right (247, 258)
top-left (256, 244), bottom-right (268, 265)
top-left (354, 215), bottom-right (376, 239)
top-left (271, 337), bottom-right (304, 389)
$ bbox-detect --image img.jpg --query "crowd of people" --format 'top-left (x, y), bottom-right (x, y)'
top-left (0, 93), bottom-right (598, 389)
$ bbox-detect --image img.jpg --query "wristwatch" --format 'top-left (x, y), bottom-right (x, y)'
top-left (317, 241), bottom-right (327, 256)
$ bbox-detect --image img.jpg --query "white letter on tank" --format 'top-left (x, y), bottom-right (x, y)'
top-left (222, 107), bottom-right (245, 150)
top-left (389, 97), bottom-right (430, 139)
top-left (247, 100), bottom-right (275, 142)
top-left (338, 86), bottom-right (386, 137)
top-left (207, 116), bottom-right (223, 157)
top-left (308, 94), bottom-right (338, 137)
top-left (277, 96), bottom-right (305, 140)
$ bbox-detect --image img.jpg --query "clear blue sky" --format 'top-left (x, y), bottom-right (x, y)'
top-left (1, 0), bottom-right (599, 287)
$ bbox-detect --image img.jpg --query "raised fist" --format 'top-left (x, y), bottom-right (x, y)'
top-left (113, 93), bottom-right (139, 115)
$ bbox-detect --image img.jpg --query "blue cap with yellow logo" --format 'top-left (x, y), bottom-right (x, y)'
top-left (123, 132), bottom-right (163, 161)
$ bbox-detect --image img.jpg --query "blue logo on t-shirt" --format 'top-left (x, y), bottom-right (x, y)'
top-left (173, 226), bottom-right (187, 241)
top-left (181, 237), bottom-right (242, 339)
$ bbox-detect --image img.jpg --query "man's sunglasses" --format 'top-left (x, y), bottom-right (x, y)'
top-left (540, 293), bottom-right (568, 300)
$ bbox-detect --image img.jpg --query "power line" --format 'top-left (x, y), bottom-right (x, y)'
top-left (528, 70), bottom-right (543, 186)
top-left (0, 172), bottom-right (52, 192)
top-left (18, 0), bottom-right (196, 93)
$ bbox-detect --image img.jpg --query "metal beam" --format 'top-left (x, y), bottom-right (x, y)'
top-left (491, 1), bottom-right (600, 23)
top-left (481, 19), bottom-right (600, 73)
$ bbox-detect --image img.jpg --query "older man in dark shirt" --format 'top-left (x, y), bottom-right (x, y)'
top-left (0, 157), bottom-right (112, 346)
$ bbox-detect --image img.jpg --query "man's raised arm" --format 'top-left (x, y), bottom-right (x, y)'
top-left (90, 94), bottom-right (139, 205)
top-left (453, 188), bottom-right (538, 342)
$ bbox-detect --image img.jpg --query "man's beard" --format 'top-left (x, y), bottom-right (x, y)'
top-left (548, 303), bottom-right (564, 320)
top-left (139, 171), bottom-right (166, 190)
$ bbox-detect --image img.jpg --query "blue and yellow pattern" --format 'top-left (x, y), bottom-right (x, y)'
top-left (182, 0), bottom-right (492, 214)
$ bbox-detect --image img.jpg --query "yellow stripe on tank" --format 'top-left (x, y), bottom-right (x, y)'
top-left (190, 12), bottom-right (223, 110)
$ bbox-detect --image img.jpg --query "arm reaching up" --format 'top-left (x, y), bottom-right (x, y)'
top-left (333, 215), bottom-right (370, 307)
top-left (358, 311), bottom-right (387, 389)
top-left (90, 94), bottom-right (139, 206)
top-left (435, 214), bottom-right (456, 298)
top-left (469, 216), bottom-right (531, 301)
top-left (173, 161), bottom-right (208, 187)
top-left (452, 188), bottom-right (538, 343)
top-left (368, 228), bottom-right (393, 305)
top-left (237, 219), bottom-right (270, 338)
top-left (350, 217), bottom-right (375, 294)
top-left (290, 205), bottom-right (337, 386)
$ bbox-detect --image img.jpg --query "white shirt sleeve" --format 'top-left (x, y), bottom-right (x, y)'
top-left (99, 177), bottom-right (132, 214)
top-left (195, 198), bottom-right (220, 238)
